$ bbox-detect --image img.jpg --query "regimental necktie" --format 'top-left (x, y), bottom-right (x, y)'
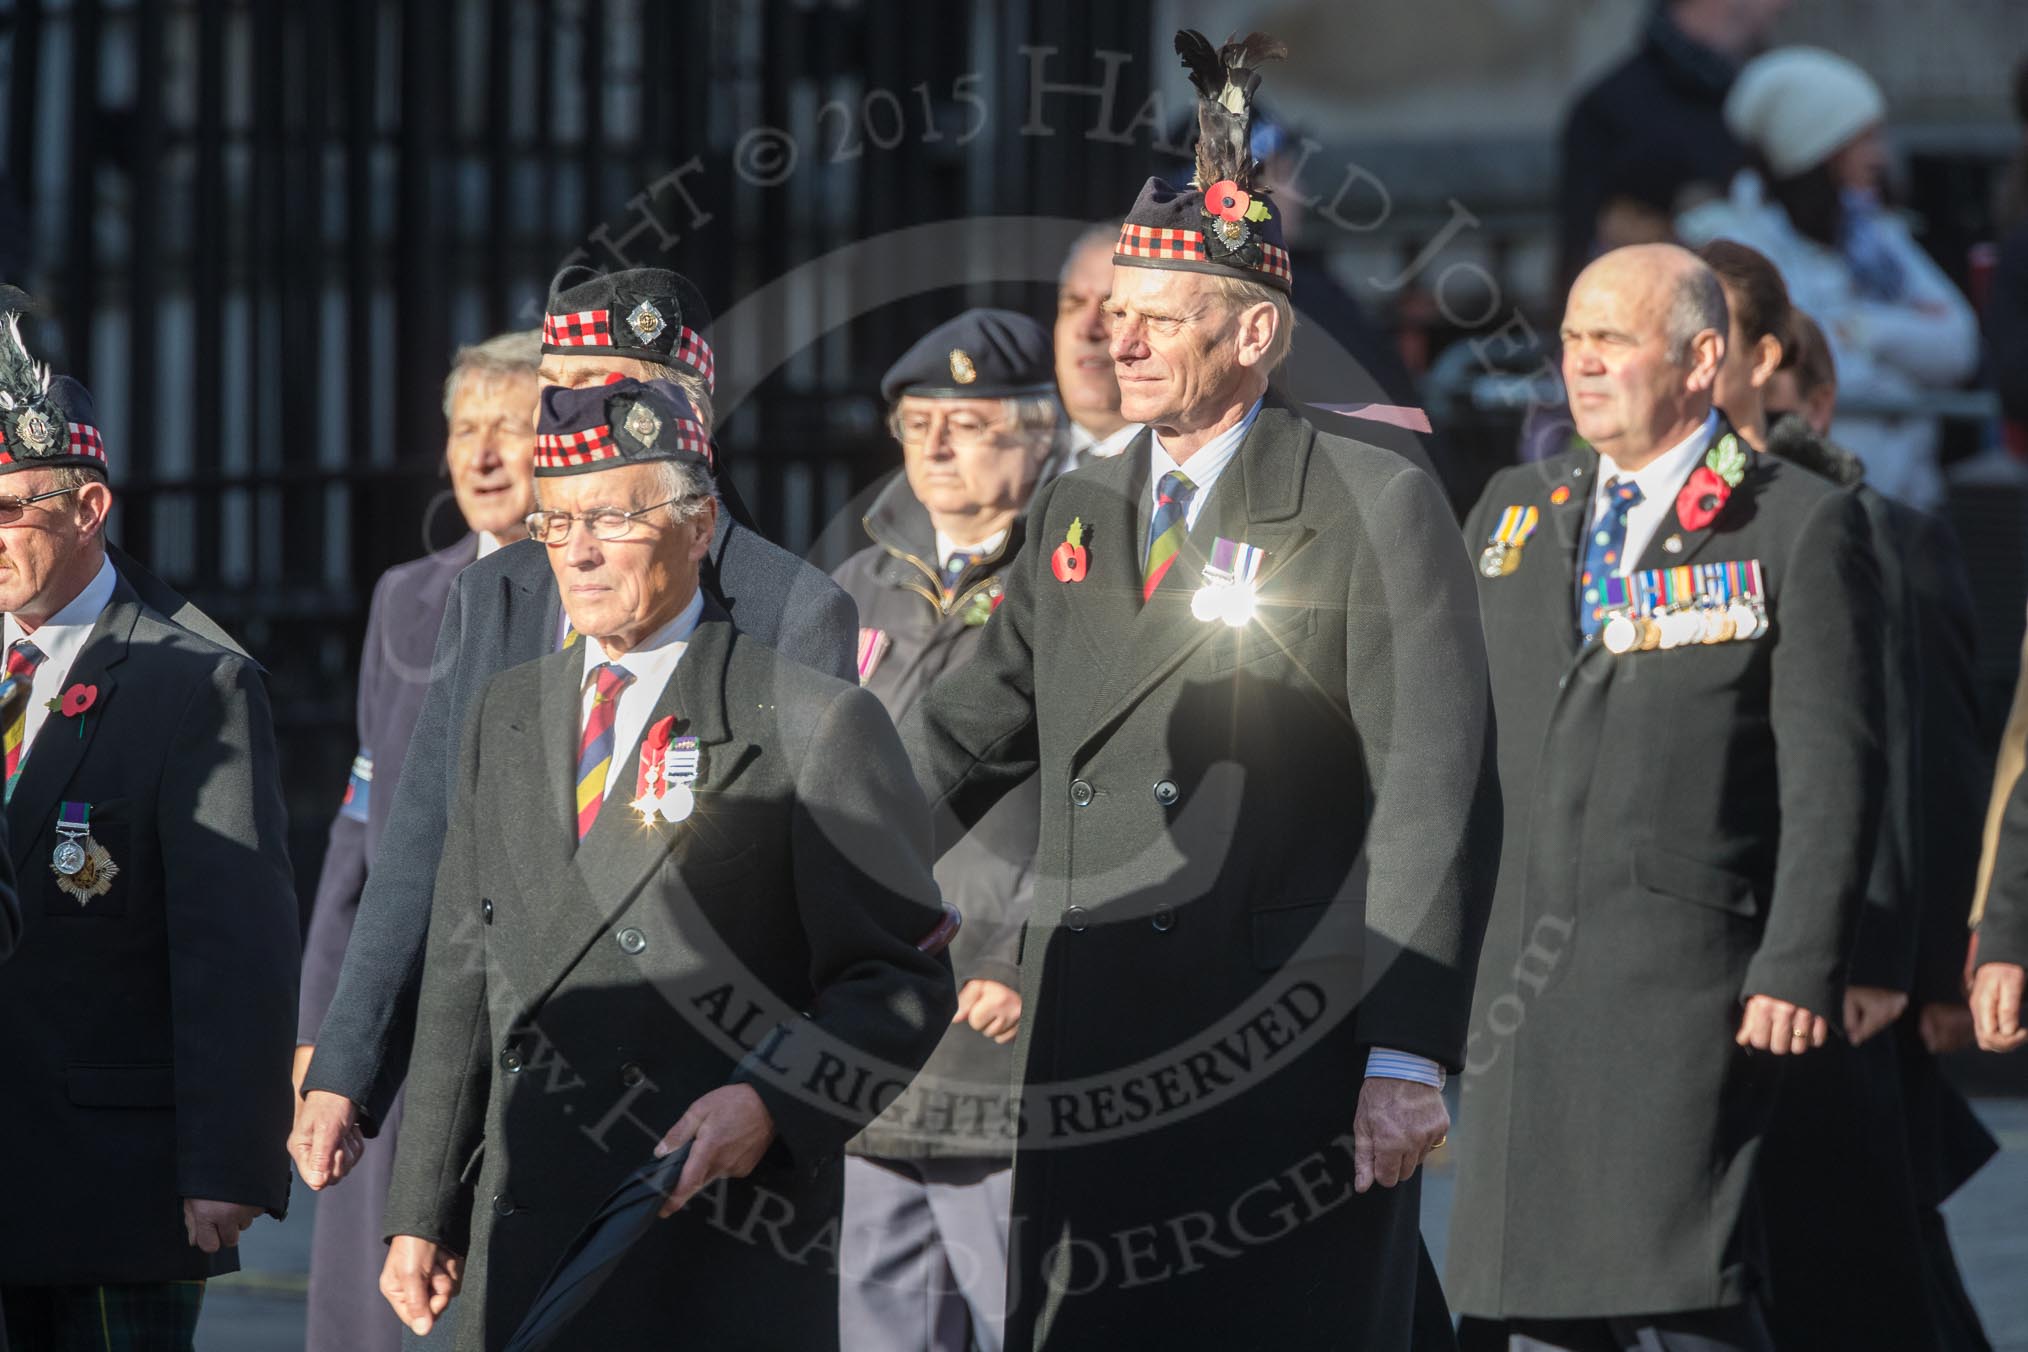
top-left (575, 662), bottom-right (635, 840)
top-left (939, 549), bottom-right (982, 595)
top-left (1142, 470), bottom-right (1198, 602)
top-left (2, 639), bottom-right (46, 802)
top-left (1577, 476), bottom-right (1643, 637)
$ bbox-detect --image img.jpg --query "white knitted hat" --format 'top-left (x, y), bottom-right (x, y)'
top-left (1725, 47), bottom-right (1887, 179)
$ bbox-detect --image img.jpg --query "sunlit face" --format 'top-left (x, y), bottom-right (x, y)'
top-left (537, 353), bottom-right (669, 398)
top-left (892, 396), bottom-right (1051, 521)
top-left (0, 467), bottom-right (107, 618)
top-left (1104, 267), bottom-right (1247, 432)
top-left (1054, 237), bottom-right (1122, 429)
top-left (445, 371), bottom-right (538, 537)
top-left (1560, 251), bottom-right (1719, 459)
top-left (537, 462), bottom-right (714, 650)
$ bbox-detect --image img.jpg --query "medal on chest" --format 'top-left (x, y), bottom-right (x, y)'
top-left (51, 800), bottom-right (120, 904)
top-left (1192, 537), bottom-right (1268, 627)
top-left (1478, 504), bottom-right (1541, 578)
top-left (631, 717), bottom-right (701, 825)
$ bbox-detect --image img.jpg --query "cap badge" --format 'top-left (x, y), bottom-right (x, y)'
top-left (626, 299), bottom-right (667, 343)
top-left (949, 349), bottom-right (978, 385)
top-left (623, 401), bottom-right (663, 444)
top-left (14, 408), bottom-right (54, 454)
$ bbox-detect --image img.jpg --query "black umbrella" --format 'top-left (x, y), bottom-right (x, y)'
top-left (498, 903), bottom-right (962, 1351)
top-left (498, 1142), bottom-right (693, 1352)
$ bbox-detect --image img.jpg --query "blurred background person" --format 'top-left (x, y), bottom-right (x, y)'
top-left (293, 330), bottom-right (539, 1352)
top-left (831, 308), bottom-right (1058, 1352)
top-left (1555, 0), bottom-right (1790, 299)
top-left (1699, 242), bottom-right (1994, 1351)
top-left (1052, 226), bottom-right (1138, 474)
top-left (1986, 55), bottom-right (2028, 438)
top-left (1679, 46), bottom-right (1981, 509)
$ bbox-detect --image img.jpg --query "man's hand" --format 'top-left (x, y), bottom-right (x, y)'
top-left (381, 1236), bottom-right (464, 1337)
top-left (1736, 994), bottom-right (1830, 1055)
top-left (654, 1084), bottom-right (776, 1218)
top-left (1352, 1078), bottom-right (1448, 1194)
top-left (290, 1088), bottom-right (366, 1190)
top-left (1919, 1002), bottom-right (1975, 1055)
top-left (182, 1199), bottom-right (263, 1254)
top-left (1843, 985), bottom-right (1909, 1046)
top-left (1972, 962), bottom-right (2027, 1053)
top-left (953, 978), bottom-right (1021, 1045)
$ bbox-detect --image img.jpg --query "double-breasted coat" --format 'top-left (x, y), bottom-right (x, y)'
top-left (383, 608), bottom-right (955, 1351)
top-left (0, 577), bottom-right (298, 1285)
top-left (904, 398), bottom-right (1503, 1350)
top-left (1445, 421), bottom-right (1886, 1319)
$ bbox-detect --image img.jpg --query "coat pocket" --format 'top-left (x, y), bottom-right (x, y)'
top-left (66, 1062), bottom-right (176, 1108)
top-left (1633, 845), bottom-right (1759, 918)
top-left (1250, 896), bottom-right (1362, 970)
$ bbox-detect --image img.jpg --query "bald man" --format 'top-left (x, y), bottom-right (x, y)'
top-left (1448, 245), bottom-right (1886, 1352)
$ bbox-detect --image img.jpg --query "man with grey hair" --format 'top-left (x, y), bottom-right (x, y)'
top-left (293, 327), bottom-right (540, 1352)
top-left (1449, 242), bottom-right (1886, 1352)
top-left (381, 377), bottom-right (953, 1348)
top-left (292, 264), bottom-right (857, 1243)
top-left (905, 33), bottom-right (1500, 1348)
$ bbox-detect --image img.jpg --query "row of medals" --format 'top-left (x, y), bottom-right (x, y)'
top-left (1601, 599), bottom-right (1768, 655)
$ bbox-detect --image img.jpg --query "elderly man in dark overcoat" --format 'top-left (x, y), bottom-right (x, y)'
top-left (381, 377), bottom-right (954, 1349)
top-left (903, 34), bottom-right (1501, 1350)
top-left (1447, 243), bottom-right (1885, 1352)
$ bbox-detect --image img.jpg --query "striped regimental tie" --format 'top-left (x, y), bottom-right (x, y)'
top-left (1577, 476), bottom-right (1643, 637)
top-left (1141, 470), bottom-right (1198, 602)
top-left (575, 662), bottom-right (635, 840)
top-left (3, 638), bottom-right (47, 802)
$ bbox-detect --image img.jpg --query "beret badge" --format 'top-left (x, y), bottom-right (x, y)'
top-left (627, 299), bottom-right (666, 344)
top-left (13, 408), bottom-right (55, 454)
top-left (949, 349), bottom-right (978, 385)
top-left (623, 400), bottom-right (663, 444)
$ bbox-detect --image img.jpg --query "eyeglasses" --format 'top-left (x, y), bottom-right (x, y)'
top-left (525, 496), bottom-right (682, 545)
top-left (889, 410), bottom-right (1014, 452)
top-left (0, 486), bottom-right (78, 523)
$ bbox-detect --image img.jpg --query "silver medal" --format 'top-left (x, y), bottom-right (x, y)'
top-left (52, 837), bottom-right (86, 876)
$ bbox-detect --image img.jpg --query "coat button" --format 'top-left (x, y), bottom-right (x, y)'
top-left (1153, 780), bottom-right (1179, 806)
top-left (1065, 906), bottom-right (1088, 933)
top-left (500, 1046), bottom-right (524, 1073)
top-left (617, 927), bottom-right (647, 955)
top-left (1151, 907), bottom-right (1175, 933)
top-left (1069, 779), bottom-right (1094, 807)
top-left (492, 1194), bottom-right (515, 1217)
top-left (619, 1062), bottom-right (646, 1089)
top-left (481, 898), bottom-right (494, 924)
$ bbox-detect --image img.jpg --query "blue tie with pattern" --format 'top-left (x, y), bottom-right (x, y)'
top-left (1577, 476), bottom-right (1642, 637)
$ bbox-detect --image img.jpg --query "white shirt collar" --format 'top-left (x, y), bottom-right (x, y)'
top-left (4, 552), bottom-right (118, 673)
top-left (476, 531), bottom-right (508, 560)
top-left (1597, 410), bottom-right (1719, 504)
top-left (1149, 396), bottom-right (1265, 532)
top-left (933, 527), bottom-right (1010, 572)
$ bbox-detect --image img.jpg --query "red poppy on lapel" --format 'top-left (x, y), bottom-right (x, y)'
top-left (1674, 467), bottom-right (1731, 532)
top-left (1051, 517), bottom-right (1089, 583)
top-left (57, 683), bottom-right (97, 718)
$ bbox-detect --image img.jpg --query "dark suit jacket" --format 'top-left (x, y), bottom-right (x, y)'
top-left (0, 576), bottom-right (298, 1284)
top-left (305, 518), bottom-right (857, 1126)
top-left (904, 397), bottom-right (1502, 1349)
top-left (1446, 423), bottom-right (1886, 1319)
top-left (383, 607), bottom-right (953, 1351)
top-left (298, 537), bottom-right (474, 1043)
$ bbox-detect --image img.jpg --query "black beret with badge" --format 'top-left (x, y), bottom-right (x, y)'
top-left (534, 376), bottom-right (714, 479)
top-left (879, 307), bottom-right (1056, 405)
top-left (1114, 31), bottom-right (1293, 294)
top-left (543, 266), bottom-right (717, 394)
top-left (0, 289), bottom-right (108, 477)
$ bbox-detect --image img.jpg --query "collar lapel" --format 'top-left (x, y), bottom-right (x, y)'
top-left (1539, 450), bottom-right (1597, 656)
top-left (1062, 438), bottom-right (1150, 678)
top-left (514, 610), bottom-right (759, 1016)
top-left (8, 584), bottom-right (140, 871)
top-left (502, 538), bottom-right (563, 662)
top-left (1075, 404), bottom-right (1311, 750)
top-left (1630, 419), bottom-right (1749, 574)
